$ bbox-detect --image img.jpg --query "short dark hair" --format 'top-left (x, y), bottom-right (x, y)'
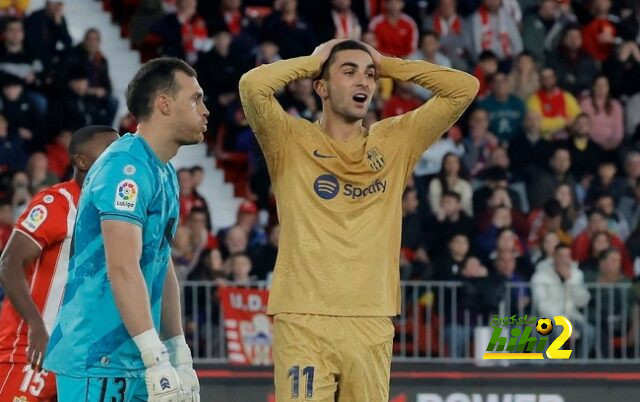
top-left (555, 243), bottom-right (570, 253)
top-left (318, 40), bottom-right (372, 79)
top-left (125, 57), bottom-right (197, 120)
top-left (442, 190), bottom-right (461, 201)
top-left (190, 165), bottom-right (203, 173)
top-left (4, 17), bottom-right (22, 30)
top-left (598, 247), bottom-right (620, 262)
top-left (69, 125), bottom-right (118, 156)
top-left (543, 198), bottom-right (562, 218)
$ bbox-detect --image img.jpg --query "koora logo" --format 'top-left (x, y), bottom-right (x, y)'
top-left (313, 174), bottom-right (340, 200)
top-left (483, 315), bottom-right (573, 360)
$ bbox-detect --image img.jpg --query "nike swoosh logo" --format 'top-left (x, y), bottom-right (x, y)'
top-left (313, 150), bottom-right (337, 159)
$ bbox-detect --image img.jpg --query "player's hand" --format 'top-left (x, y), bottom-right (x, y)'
top-left (26, 320), bottom-right (48, 372)
top-left (165, 336), bottom-right (200, 402)
top-left (360, 41), bottom-right (382, 71)
top-left (311, 39), bottom-right (346, 63)
top-left (134, 329), bottom-right (189, 402)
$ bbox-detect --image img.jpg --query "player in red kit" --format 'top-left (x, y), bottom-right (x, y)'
top-left (0, 126), bottom-right (118, 402)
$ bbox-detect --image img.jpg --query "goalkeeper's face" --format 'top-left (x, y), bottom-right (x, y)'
top-left (171, 71), bottom-right (210, 145)
top-left (316, 49), bottom-right (376, 122)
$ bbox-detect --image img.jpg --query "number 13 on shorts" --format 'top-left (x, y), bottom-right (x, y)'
top-left (287, 365), bottom-right (315, 399)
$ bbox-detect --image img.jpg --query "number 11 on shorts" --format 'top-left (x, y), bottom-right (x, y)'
top-left (287, 365), bottom-right (314, 399)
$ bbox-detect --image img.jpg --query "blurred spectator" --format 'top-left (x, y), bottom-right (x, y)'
top-left (400, 187), bottom-right (429, 279)
top-left (429, 153), bottom-right (472, 216)
top-left (24, 0), bottom-right (72, 71)
top-left (26, 151), bottom-right (57, 193)
top-left (547, 26), bottom-right (599, 96)
top-left (477, 71), bottom-right (525, 141)
top-left (183, 207), bottom-right (217, 277)
top-left (153, 0), bottom-right (210, 64)
top-left (382, 81), bottom-right (421, 118)
top-left (508, 110), bottom-right (553, 182)
top-left (414, 129), bottom-right (464, 182)
top-left (60, 28), bottom-right (118, 126)
top-left (473, 166), bottom-right (522, 216)
top-left (531, 243), bottom-right (593, 357)
top-left (0, 17), bottom-right (47, 115)
top-left (9, 171), bottom-right (29, 219)
top-left (533, 230), bottom-right (560, 266)
top-left (585, 159), bottom-right (625, 205)
top-left (421, 0), bottom-right (469, 71)
top-left (528, 147), bottom-right (576, 209)
top-left (187, 248), bottom-right (226, 282)
top-left (409, 31), bottom-right (452, 101)
top-left (47, 68), bottom-right (109, 136)
top-left (0, 0), bottom-right (28, 16)
top-left (560, 113), bottom-right (603, 182)
top-left (581, 0), bottom-right (617, 63)
top-left (433, 233), bottom-right (470, 280)
top-left (368, 0), bottom-right (418, 58)
top-left (0, 113), bottom-right (26, 174)
top-left (493, 249), bottom-right (530, 312)
top-left (249, 224), bottom-right (279, 280)
top-left (195, 31), bottom-right (240, 133)
top-left (253, 39), bottom-right (281, 66)
top-left (218, 200), bottom-right (266, 251)
top-left (554, 182), bottom-right (579, 234)
top-left (575, 192), bottom-right (629, 240)
top-left (277, 78), bottom-right (319, 121)
top-left (0, 74), bottom-right (43, 151)
top-left (507, 52), bottom-right (539, 102)
top-left (472, 50), bottom-right (498, 98)
top-left (579, 75), bottom-right (624, 151)
top-left (204, 0), bottom-right (245, 36)
top-left (578, 230), bottom-right (612, 273)
top-left (571, 209), bottom-right (633, 277)
top-left (178, 167), bottom-right (211, 229)
top-left (0, 202), bottom-right (13, 252)
top-left (526, 67), bottom-right (581, 139)
top-left (586, 248), bottom-right (637, 357)
top-left (527, 198), bottom-right (571, 258)
top-left (220, 225), bottom-right (248, 260)
top-left (172, 224), bottom-right (195, 282)
top-left (316, 0), bottom-right (362, 42)
top-left (45, 130), bottom-right (71, 179)
top-left (462, 107), bottom-right (497, 176)
top-left (425, 191), bottom-right (474, 259)
top-left (226, 253), bottom-right (254, 284)
top-left (521, 0), bottom-right (574, 64)
top-left (619, 179), bottom-right (640, 235)
top-left (467, 0), bottom-right (522, 63)
top-left (604, 42), bottom-right (640, 136)
top-left (263, 0), bottom-right (317, 59)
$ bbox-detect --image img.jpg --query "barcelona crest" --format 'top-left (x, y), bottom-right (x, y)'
top-left (366, 147), bottom-right (385, 172)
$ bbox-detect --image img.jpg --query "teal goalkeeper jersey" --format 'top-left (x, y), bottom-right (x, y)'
top-left (43, 133), bottom-right (179, 378)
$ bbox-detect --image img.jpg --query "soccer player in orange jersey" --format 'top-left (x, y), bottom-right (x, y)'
top-left (240, 39), bottom-right (478, 401)
top-left (0, 126), bottom-right (118, 402)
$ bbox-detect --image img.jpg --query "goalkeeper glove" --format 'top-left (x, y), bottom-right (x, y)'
top-left (133, 329), bottom-right (187, 402)
top-left (164, 335), bottom-right (200, 402)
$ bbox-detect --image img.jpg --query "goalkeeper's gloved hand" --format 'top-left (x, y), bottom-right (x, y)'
top-left (164, 335), bottom-right (200, 402)
top-left (133, 329), bottom-right (188, 402)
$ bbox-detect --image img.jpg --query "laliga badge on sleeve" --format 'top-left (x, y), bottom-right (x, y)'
top-left (21, 205), bottom-right (48, 233)
top-left (114, 179), bottom-right (138, 212)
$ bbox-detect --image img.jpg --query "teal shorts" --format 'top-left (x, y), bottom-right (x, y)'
top-left (56, 375), bottom-right (147, 402)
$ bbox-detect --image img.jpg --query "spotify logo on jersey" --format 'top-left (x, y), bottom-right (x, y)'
top-left (313, 174), bottom-right (340, 200)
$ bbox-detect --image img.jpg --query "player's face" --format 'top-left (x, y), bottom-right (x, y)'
top-left (321, 50), bottom-right (376, 122)
top-left (81, 132), bottom-right (119, 169)
top-left (172, 72), bottom-right (209, 145)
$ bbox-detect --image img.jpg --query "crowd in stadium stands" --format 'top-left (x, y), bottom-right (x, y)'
top-left (1, 0), bottom-right (640, 357)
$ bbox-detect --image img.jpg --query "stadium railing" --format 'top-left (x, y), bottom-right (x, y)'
top-left (181, 281), bottom-right (640, 364)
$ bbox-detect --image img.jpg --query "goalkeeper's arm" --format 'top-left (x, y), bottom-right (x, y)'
top-left (102, 220), bottom-right (186, 401)
top-left (161, 260), bottom-right (200, 401)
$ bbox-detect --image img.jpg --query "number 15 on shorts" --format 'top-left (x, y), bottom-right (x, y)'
top-left (288, 365), bottom-right (314, 399)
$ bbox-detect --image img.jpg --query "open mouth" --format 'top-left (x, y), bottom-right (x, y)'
top-left (352, 93), bottom-right (368, 104)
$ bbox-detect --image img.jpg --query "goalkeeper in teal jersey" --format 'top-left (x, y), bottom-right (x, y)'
top-left (44, 58), bottom-right (210, 402)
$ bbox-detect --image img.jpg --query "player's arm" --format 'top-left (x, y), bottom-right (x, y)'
top-left (161, 260), bottom-right (200, 400)
top-left (238, 51), bottom-right (323, 170)
top-left (0, 232), bottom-right (44, 369)
top-left (370, 46), bottom-right (479, 160)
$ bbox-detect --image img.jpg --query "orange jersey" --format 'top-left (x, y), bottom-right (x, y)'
top-left (0, 180), bottom-right (80, 364)
top-left (240, 56), bottom-right (478, 316)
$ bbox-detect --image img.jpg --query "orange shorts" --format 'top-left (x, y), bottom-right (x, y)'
top-left (0, 363), bottom-right (56, 402)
